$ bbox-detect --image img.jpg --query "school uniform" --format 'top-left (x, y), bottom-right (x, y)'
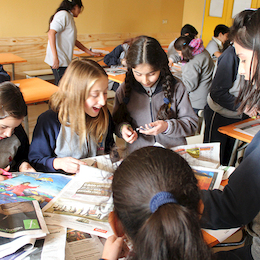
top-left (28, 109), bottom-right (114, 173)
top-left (113, 77), bottom-right (198, 154)
top-left (0, 125), bottom-right (29, 171)
top-left (206, 37), bottom-right (223, 58)
top-left (45, 10), bottom-right (76, 67)
top-left (181, 49), bottom-right (215, 110)
top-left (204, 46), bottom-right (246, 165)
top-left (201, 130), bottom-right (260, 260)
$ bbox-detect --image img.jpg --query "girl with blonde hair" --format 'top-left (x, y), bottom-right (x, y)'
top-left (29, 59), bottom-right (114, 174)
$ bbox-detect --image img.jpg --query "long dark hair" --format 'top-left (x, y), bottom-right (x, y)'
top-left (48, 0), bottom-right (83, 29)
top-left (112, 146), bottom-right (212, 260)
top-left (113, 36), bottom-right (176, 125)
top-left (231, 9), bottom-right (260, 113)
top-left (0, 82), bottom-right (27, 119)
top-left (174, 36), bottom-right (194, 62)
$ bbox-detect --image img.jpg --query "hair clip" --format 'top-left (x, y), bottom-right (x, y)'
top-left (183, 42), bottom-right (187, 46)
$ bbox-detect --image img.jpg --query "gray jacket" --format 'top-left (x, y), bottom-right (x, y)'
top-left (113, 77), bottom-right (198, 154)
top-left (181, 49), bottom-right (215, 109)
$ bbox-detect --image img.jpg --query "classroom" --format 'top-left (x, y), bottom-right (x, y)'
top-left (1, 0), bottom-right (260, 259)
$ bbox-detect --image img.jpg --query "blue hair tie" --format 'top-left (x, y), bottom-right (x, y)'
top-left (123, 97), bottom-right (130, 104)
top-left (150, 191), bottom-right (178, 213)
top-left (183, 42), bottom-right (187, 46)
top-left (163, 97), bottom-right (170, 104)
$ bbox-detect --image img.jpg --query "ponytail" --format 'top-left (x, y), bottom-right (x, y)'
top-left (132, 204), bottom-right (211, 260)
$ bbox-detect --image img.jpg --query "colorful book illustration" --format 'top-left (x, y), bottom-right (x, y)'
top-left (0, 172), bottom-right (72, 208)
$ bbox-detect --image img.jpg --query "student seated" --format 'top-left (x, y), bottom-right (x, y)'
top-left (101, 146), bottom-right (213, 260)
top-left (174, 36), bottom-right (215, 114)
top-left (113, 36), bottom-right (198, 154)
top-left (168, 24), bottom-right (198, 66)
top-left (206, 24), bottom-right (230, 58)
top-left (29, 59), bottom-right (114, 174)
top-left (104, 38), bottom-right (135, 92)
top-left (0, 82), bottom-right (35, 181)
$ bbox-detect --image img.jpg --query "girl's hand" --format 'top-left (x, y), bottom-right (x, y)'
top-left (53, 157), bottom-right (87, 174)
top-left (121, 125), bottom-right (138, 144)
top-left (139, 120), bottom-right (168, 136)
top-left (244, 105), bottom-right (260, 118)
top-left (0, 165), bottom-right (10, 181)
top-left (102, 235), bottom-right (129, 260)
top-left (19, 162), bottom-right (36, 172)
top-left (52, 56), bottom-right (59, 69)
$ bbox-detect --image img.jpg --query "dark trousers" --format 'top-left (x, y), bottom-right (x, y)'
top-left (215, 245), bottom-right (253, 260)
top-left (52, 67), bottom-right (67, 86)
top-left (203, 104), bottom-right (245, 166)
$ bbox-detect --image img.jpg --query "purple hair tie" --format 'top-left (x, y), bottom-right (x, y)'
top-left (150, 191), bottom-right (178, 213)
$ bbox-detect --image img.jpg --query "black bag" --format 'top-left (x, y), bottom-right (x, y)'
top-left (0, 65), bottom-right (11, 83)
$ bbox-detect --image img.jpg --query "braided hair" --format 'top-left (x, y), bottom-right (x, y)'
top-left (113, 36), bottom-right (176, 125)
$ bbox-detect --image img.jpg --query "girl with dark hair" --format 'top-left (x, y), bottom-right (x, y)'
top-left (201, 8), bottom-right (260, 260)
top-left (101, 146), bottom-right (213, 260)
top-left (174, 36), bottom-right (214, 114)
top-left (45, 0), bottom-right (100, 85)
top-left (113, 36), bottom-right (198, 154)
top-left (0, 82), bottom-right (35, 180)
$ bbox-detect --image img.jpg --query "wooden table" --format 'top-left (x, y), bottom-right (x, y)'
top-left (12, 78), bottom-right (59, 135)
top-left (218, 118), bottom-right (254, 166)
top-left (0, 53), bottom-right (27, 80)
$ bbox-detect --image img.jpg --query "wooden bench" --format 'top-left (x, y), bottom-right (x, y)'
top-left (23, 69), bottom-right (54, 81)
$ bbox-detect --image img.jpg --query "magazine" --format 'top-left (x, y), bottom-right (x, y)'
top-left (65, 229), bottom-right (103, 260)
top-left (172, 143), bottom-right (220, 169)
top-left (0, 235), bottom-right (36, 258)
top-left (0, 201), bottom-right (48, 238)
top-left (192, 166), bottom-right (224, 190)
top-left (43, 167), bottom-right (113, 238)
top-left (105, 68), bottom-right (127, 76)
top-left (0, 172), bottom-right (72, 208)
top-left (234, 118), bottom-right (260, 137)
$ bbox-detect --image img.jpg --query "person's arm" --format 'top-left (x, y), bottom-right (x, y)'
top-left (201, 132), bottom-right (260, 229)
top-left (103, 45), bottom-right (124, 66)
top-left (213, 51), bottom-right (222, 58)
top-left (112, 83), bottom-right (138, 142)
top-left (48, 29), bottom-right (59, 69)
top-left (140, 81), bottom-right (198, 138)
top-left (12, 125), bottom-right (31, 172)
top-left (75, 40), bottom-right (101, 56)
top-left (210, 46), bottom-right (240, 111)
top-left (28, 110), bottom-right (60, 173)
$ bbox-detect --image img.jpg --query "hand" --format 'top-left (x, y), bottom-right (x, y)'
top-left (19, 162), bottom-right (36, 172)
top-left (52, 56), bottom-right (59, 69)
top-left (139, 120), bottom-right (168, 136)
top-left (102, 235), bottom-right (129, 260)
top-left (53, 157), bottom-right (87, 174)
top-left (121, 58), bottom-right (127, 67)
top-left (168, 58), bottom-right (173, 67)
top-left (0, 165), bottom-right (10, 181)
top-left (244, 105), bottom-right (260, 118)
top-left (90, 51), bottom-right (101, 57)
top-left (121, 125), bottom-right (138, 144)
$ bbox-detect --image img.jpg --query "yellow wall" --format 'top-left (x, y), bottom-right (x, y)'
top-left (0, 0), bottom-right (184, 38)
top-left (182, 0), bottom-right (205, 37)
top-left (202, 0), bottom-right (260, 47)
